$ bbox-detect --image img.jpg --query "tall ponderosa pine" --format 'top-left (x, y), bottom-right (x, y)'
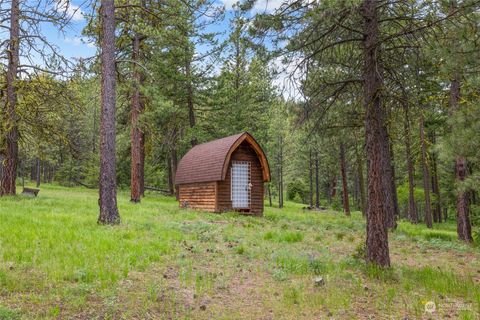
top-left (450, 76), bottom-right (472, 241)
top-left (98, 0), bottom-right (120, 225)
top-left (1, 0), bottom-right (20, 196)
top-left (362, 0), bottom-right (390, 267)
top-left (0, 0), bottom-right (78, 195)
top-left (130, 30), bottom-right (145, 203)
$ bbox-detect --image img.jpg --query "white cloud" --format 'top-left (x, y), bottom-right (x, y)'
top-left (252, 0), bottom-right (284, 12)
top-left (270, 55), bottom-right (305, 100)
top-left (220, 0), bottom-right (284, 12)
top-left (56, 0), bottom-right (84, 22)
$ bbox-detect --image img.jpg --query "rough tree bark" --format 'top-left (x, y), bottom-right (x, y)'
top-left (170, 146), bottom-right (178, 198)
top-left (450, 76), bottom-right (473, 241)
top-left (278, 135), bottom-right (284, 208)
top-left (167, 155), bottom-right (174, 195)
top-left (130, 32), bottom-right (145, 203)
top-left (430, 132), bottom-right (442, 223)
top-left (455, 156), bottom-right (472, 241)
top-left (315, 151), bottom-right (320, 208)
top-left (362, 0), bottom-right (390, 267)
top-left (185, 57), bottom-right (197, 147)
top-left (98, 0), bottom-right (120, 225)
top-left (403, 101), bottom-right (418, 223)
top-left (340, 143), bottom-right (350, 216)
top-left (387, 143), bottom-right (398, 229)
top-left (36, 158), bottom-right (40, 188)
top-left (330, 176), bottom-right (337, 201)
top-left (0, 0), bottom-right (20, 196)
top-left (309, 148), bottom-right (313, 207)
top-left (355, 143), bottom-right (366, 216)
top-left (419, 113), bottom-right (433, 228)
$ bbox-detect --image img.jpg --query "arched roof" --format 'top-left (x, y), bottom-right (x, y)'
top-left (175, 132), bottom-right (270, 185)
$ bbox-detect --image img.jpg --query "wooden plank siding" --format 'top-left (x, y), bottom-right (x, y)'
top-left (217, 141), bottom-right (264, 215)
top-left (178, 182), bottom-right (216, 212)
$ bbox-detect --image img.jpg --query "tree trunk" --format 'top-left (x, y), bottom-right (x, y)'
top-left (386, 143), bottom-right (398, 229)
top-left (0, 0), bottom-right (20, 196)
top-left (330, 176), bottom-right (337, 200)
top-left (340, 143), bottom-right (350, 216)
top-left (36, 158), bottom-right (41, 188)
top-left (455, 156), bottom-right (472, 241)
top-left (278, 136), bottom-right (284, 208)
top-left (130, 32), bottom-right (145, 203)
top-left (450, 76), bottom-right (472, 241)
top-left (98, 0), bottom-right (120, 225)
top-left (185, 57), bottom-right (197, 147)
top-left (315, 151), bottom-right (320, 208)
top-left (355, 144), bottom-right (366, 216)
top-left (353, 173), bottom-right (359, 209)
top-left (403, 101), bottom-right (418, 223)
top-left (170, 146), bottom-right (178, 199)
top-left (362, 0), bottom-right (390, 267)
top-left (309, 148), bottom-right (313, 207)
top-left (419, 113), bottom-right (433, 228)
top-left (167, 155), bottom-right (174, 195)
top-left (430, 132), bottom-right (442, 223)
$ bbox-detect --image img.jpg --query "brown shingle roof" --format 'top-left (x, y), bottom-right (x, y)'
top-left (175, 132), bottom-right (270, 185)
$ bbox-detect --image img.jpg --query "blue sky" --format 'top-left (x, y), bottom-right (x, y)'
top-left (42, 0), bottom-right (96, 61)
top-left (46, 0), bottom-right (284, 61)
top-left (41, 0), bottom-right (297, 97)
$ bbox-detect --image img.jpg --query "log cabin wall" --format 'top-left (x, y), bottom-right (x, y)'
top-left (178, 182), bottom-right (216, 212)
top-left (217, 141), bottom-right (264, 215)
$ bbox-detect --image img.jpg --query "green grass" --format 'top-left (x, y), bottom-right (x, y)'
top-left (0, 184), bottom-right (479, 319)
top-left (397, 220), bottom-right (458, 242)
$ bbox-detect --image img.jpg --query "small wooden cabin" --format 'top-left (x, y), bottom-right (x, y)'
top-left (175, 132), bottom-right (270, 215)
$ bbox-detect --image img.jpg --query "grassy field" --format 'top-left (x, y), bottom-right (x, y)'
top-left (0, 184), bottom-right (479, 319)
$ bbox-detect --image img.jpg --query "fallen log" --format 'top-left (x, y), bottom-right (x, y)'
top-left (144, 186), bottom-right (172, 195)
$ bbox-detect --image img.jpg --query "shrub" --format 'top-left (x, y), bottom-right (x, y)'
top-left (352, 242), bottom-right (366, 261)
top-left (335, 231), bottom-right (346, 240)
top-left (422, 230), bottom-right (456, 241)
top-left (264, 230), bottom-right (304, 243)
top-left (473, 228), bottom-right (480, 244)
top-left (0, 306), bottom-right (20, 320)
top-left (235, 245), bottom-right (245, 255)
top-left (307, 258), bottom-right (325, 275)
top-left (470, 204), bottom-right (480, 227)
top-left (331, 196), bottom-right (342, 211)
top-left (286, 180), bottom-right (308, 204)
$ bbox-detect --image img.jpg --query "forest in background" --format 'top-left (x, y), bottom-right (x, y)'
top-left (0, 0), bottom-right (479, 268)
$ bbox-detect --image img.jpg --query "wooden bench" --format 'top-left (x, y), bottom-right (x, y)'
top-left (22, 187), bottom-right (40, 197)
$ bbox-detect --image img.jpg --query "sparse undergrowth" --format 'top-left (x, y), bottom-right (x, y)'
top-left (0, 184), bottom-right (479, 319)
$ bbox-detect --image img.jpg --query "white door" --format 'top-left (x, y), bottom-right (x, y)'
top-left (231, 161), bottom-right (250, 209)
